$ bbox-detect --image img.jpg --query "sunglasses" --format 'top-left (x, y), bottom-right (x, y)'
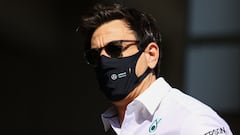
top-left (84, 40), bottom-right (139, 66)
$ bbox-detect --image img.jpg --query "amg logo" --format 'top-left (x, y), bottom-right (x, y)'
top-left (118, 72), bottom-right (127, 78)
top-left (204, 127), bottom-right (226, 135)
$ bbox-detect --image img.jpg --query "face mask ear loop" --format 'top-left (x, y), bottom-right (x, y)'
top-left (137, 67), bottom-right (152, 83)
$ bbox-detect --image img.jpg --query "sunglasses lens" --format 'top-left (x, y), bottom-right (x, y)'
top-left (84, 40), bottom-right (138, 66)
top-left (84, 49), bottom-right (99, 66)
top-left (105, 42), bottom-right (122, 58)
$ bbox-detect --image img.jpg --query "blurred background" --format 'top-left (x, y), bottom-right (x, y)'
top-left (0, 0), bottom-right (239, 134)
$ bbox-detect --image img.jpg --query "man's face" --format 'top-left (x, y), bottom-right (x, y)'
top-left (90, 19), bottom-right (149, 77)
top-left (91, 20), bottom-right (139, 58)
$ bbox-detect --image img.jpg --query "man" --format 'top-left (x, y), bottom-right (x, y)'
top-left (78, 2), bottom-right (233, 135)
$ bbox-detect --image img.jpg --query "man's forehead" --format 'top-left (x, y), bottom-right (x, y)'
top-left (91, 20), bottom-right (135, 46)
top-left (92, 20), bottom-right (129, 37)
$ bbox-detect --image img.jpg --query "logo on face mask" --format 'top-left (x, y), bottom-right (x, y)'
top-left (96, 51), bottom-right (151, 101)
top-left (111, 72), bottom-right (127, 80)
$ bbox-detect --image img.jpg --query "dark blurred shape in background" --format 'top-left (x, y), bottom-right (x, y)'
top-left (0, 0), bottom-right (239, 134)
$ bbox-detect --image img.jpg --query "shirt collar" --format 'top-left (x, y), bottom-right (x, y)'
top-left (101, 106), bottom-right (119, 132)
top-left (135, 77), bottom-right (171, 115)
top-left (101, 77), bottom-right (172, 132)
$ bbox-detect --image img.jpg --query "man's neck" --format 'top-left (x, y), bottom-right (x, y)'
top-left (112, 72), bottom-right (156, 125)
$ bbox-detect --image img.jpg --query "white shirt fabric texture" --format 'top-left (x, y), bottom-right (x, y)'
top-left (101, 77), bottom-right (233, 135)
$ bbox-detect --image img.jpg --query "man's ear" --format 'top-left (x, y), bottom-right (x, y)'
top-left (144, 42), bottom-right (159, 69)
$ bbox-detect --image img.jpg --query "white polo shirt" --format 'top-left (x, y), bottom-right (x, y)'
top-left (101, 77), bottom-right (233, 135)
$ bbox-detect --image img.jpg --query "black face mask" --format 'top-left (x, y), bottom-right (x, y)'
top-left (95, 51), bottom-right (151, 101)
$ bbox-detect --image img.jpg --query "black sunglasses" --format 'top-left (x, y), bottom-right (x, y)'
top-left (84, 40), bottom-right (139, 66)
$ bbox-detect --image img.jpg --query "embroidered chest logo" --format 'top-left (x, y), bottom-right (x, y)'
top-left (149, 118), bottom-right (161, 134)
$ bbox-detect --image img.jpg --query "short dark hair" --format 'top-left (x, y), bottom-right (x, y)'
top-left (78, 2), bottom-right (162, 77)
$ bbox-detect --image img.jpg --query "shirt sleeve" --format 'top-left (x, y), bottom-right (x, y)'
top-left (180, 114), bottom-right (233, 135)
